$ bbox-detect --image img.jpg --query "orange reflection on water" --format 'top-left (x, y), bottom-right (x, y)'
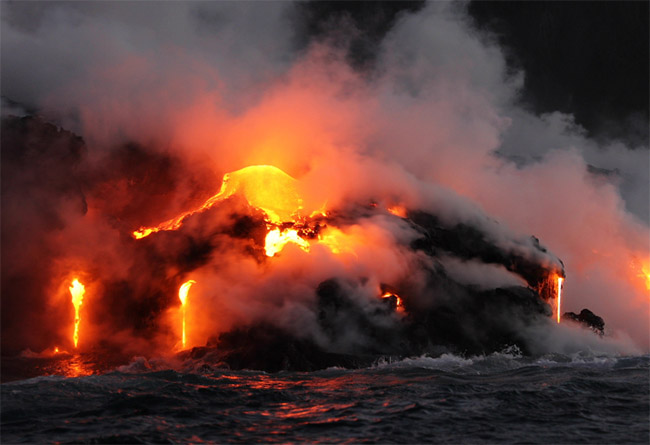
top-left (51, 355), bottom-right (95, 378)
top-left (275, 401), bottom-right (357, 419)
top-left (64, 357), bottom-right (94, 378)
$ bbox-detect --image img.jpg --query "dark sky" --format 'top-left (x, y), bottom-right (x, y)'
top-left (295, 1), bottom-right (649, 145)
top-left (468, 1), bottom-right (649, 145)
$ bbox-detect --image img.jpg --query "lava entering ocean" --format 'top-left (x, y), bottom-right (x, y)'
top-left (178, 280), bottom-right (195, 349)
top-left (69, 278), bottom-right (85, 349)
top-left (127, 163), bottom-right (575, 360)
top-left (4, 111), bottom-right (635, 372)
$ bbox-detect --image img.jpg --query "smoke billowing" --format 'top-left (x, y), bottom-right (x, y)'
top-left (1, 2), bottom-right (648, 359)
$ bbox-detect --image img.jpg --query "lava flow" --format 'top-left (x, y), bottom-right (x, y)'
top-left (133, 165), bottom-right (303, 239)
top-left (133, 164), bottom-right (338, 258)
top-left (69, 278), bottom-right (85, 348)
top-left (556, 276), bottom-right (564, 324)
top-left (178, 280), bottom-right (196, 349)
top-left (265, 228), bottom-right (310, 257)
top-left (381, 291), bottom-right (405, 313)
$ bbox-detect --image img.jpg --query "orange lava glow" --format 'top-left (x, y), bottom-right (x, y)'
top-left (265, 228), bottom-right (310, 257)
top-left (133, 165), bottom-right (303, 238)
top-left (387, 205), bottom-right (407, 218)
top-left (381, 291), bottom-right (405, 313)
top-left (316, 227), bottom-right (354, 256)
top-left (556, 276), bottom-right (564, 324)
top-left (69, 278), bottom-right (85, 348)
top-left (133, 164), bottom-right (354, 260)
top-left (637, 263), bottom-right (650, 291)
top-left (628, 257), bottom-right (650, 296)
top-left (179, 280), bottom-right (196, 349)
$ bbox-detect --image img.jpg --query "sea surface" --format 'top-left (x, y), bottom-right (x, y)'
top-left (2, 352), bottom-right (649, 443)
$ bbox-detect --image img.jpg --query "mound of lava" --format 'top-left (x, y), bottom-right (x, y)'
top-left (1, 115), bottom-right (606, 373)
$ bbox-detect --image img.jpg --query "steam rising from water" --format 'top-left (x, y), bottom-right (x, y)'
top-left (1, 2), bottom-right (648, 355)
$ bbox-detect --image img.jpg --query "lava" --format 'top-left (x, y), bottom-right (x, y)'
top-left (179, 280), bottom-right (196, 349)
top-left (387, 205), bottom-right (407, 218)
top-left (381, 291), bottom-right (405, 313)
top-left (133, 164), bottom-right (344, 259)
top-left (265, 228), bottom-right (310, 257)
top-left (133, 165), bottom-right (304, 239)
top-left (69, 278), bottom-right (85, 348)
top-left (556, 276), bottom-right (564, 324)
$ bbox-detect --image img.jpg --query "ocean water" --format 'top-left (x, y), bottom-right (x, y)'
top-left (2, 353), bottom-right (648, 443)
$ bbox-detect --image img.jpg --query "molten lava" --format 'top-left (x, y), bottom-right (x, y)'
top-left (69, 278), bottom-right (85, 348)
top-left (381, 291), bottom-right (405, 313)
top-left (387, 205), bottom-right (407, 218)
top-left (265, 228), bottom-right (310, 257)
top-left (556, 276), bottom-right (564, 324)
top-left (133, 165), bottom-right (303, 239)
top-left (134, 164), bottom-right (353, 259)
top-left (179, 280), bottom-right (195, 349)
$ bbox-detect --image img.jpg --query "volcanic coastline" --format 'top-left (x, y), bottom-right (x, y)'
top-left (2, 115), bottom-right (606, 374)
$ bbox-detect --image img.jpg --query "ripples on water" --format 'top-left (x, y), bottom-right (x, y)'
top-left (2, 353), bottom-right (649, 443)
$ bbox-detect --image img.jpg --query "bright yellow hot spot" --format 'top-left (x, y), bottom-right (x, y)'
top-left (179, 280), bottom-right (195, 306)
top-left (178, 280), bottom-right (195, 349)
top-left (133, 165), bottom-right (303, 238)
top-left (265, 228), bottom-right (310, 257)
top-left (556, 276), bottom-right (564, 324)
top-left (69, 278), bottom-right (85, 348)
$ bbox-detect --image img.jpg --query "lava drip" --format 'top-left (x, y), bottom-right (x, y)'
top-left (557, 276), bottom-right (564, 324)
top-left (178, 280), bottom-right (195, 349)
top-left (69, 278), bottom-right (85, 348)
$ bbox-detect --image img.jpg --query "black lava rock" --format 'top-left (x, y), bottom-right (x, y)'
top-left (563, 309), bottom-right (605, 335)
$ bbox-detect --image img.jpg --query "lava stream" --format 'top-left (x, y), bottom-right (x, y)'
top-left (265, 228), bottom-right (310, 257)
top-left (178, 280), bottom-right (196, 349)
top-left (133, 165), bottom-right (303, 239)
top-left (69, 278), bottom-right (85, 348)
top-left (556, 277), bottom-right (564, 324)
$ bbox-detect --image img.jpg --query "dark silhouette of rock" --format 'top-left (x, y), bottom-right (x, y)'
top-left (210, 324), bottom-right (374, 372)
top-left (563, 309), bottom-right (605, 335)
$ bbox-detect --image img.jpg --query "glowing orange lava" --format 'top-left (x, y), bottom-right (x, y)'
top-left (381, 291), bottom-right (405, 313)
top-left (179, 280), bottom-right (195, 349)
top-left (556, 276), bottom-right (564, 324)
top-left (69, 278), bottom-right (85, 348)
top-left (133, 165), bottom-right (303, 239)
top-left (387, 205), bottom-right (407, 218)
top-left (264, 228), bottom-right (310, 257)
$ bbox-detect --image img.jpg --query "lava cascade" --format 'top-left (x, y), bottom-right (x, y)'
top-left (178, 280), bottom-right (196, 349)
top-left (69, 279), bottom-right (85, 348)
